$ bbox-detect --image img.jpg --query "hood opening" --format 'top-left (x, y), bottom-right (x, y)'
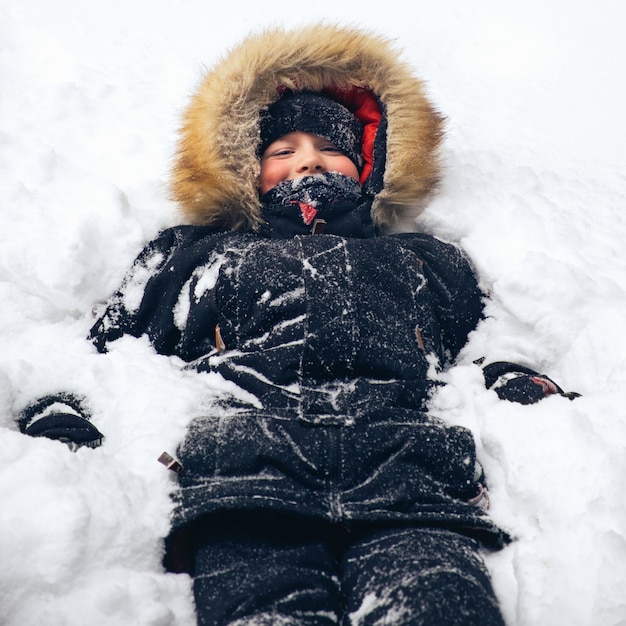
top-left (171, 24), bottom-right (443, 231)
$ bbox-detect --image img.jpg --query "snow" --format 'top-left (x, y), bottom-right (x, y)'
top-left (1, 0), bottom-right (625, 624)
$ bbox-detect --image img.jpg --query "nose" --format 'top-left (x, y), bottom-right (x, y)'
top-left (296, 147), bottom-right (325, 174)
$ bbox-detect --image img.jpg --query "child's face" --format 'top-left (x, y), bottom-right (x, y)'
top-left (259, 131), bottom-right (360, 194)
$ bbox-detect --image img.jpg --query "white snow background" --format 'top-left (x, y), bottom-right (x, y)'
top-left (1, 0), bottom-right (625, 624)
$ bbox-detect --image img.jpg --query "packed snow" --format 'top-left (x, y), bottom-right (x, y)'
top-left (1, 0), bottom-right (625, 624)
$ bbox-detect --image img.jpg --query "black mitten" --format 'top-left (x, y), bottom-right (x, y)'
top-left (483, 361), bottom-right (580, 405)
top-left (18, 393), bottom-right (104, 450)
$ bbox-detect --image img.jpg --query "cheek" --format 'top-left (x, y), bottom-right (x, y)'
top-left (335, 158), bottom-right (360, 182)
top-left (259, 160), bottom-right (289, 194)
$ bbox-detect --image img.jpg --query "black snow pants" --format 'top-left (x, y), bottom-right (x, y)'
top-left (190, 513), bottom-right (505, 626)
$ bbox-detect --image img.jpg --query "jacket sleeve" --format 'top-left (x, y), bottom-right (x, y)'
top-left (393, 233), bottom-right (484, 364)
top-left (89, 226), bottom-right (223, 361)
top-left (391, 234), bottom-right (579, 403)
top-left (19, 226), bottom-right (227, 449)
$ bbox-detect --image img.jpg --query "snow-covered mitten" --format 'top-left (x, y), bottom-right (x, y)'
top-left (18, 393), bottom-right (104, 450)
top-left (483, 361), bottom-right (580, 405)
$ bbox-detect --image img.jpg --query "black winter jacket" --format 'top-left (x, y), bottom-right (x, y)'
top-left (89, 223), bottom-right (505, 549)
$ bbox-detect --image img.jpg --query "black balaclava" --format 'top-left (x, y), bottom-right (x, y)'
top-left (258, 92), bottom-right (375, 239)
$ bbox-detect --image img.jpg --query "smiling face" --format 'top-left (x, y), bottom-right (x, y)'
top-left (259, 131), bottom-right (360, 194)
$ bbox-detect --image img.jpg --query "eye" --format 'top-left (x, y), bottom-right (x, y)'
top-left (264, 147), bottom-right (294, 159)
top-left (320, 144), bottom-right (343, 154)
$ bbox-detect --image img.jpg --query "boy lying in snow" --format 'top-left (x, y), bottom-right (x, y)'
top-left (17, 24), bottom-right (578, 626)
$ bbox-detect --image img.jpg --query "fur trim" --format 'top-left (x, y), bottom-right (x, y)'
top-left (171, 23), bottom-right (444, 230)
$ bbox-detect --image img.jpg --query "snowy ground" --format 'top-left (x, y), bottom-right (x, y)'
top-left (1, 1), bottom-right (626, 624)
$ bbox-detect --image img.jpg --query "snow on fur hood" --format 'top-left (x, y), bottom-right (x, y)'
top-left (170, 23), bottom-right (444, 231)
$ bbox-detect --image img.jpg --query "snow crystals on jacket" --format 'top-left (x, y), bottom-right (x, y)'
top-left (89, 225), bottom-right (504, 547)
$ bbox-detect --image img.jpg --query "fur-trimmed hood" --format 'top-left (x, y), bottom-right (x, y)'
top-left (171, 23), bottom-right (444, 231)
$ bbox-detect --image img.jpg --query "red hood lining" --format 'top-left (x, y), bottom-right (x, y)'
top-left (323, 86), bottom-right (382, 186)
